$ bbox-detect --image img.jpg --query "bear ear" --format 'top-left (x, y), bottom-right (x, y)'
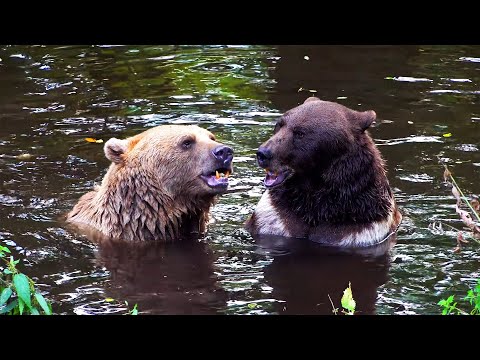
top-left (357, 110), bottom-right (377, 132)
top-left (303, 96), bottom-right (321, 104)
top-left (104, 138), bottom-right (128, 164)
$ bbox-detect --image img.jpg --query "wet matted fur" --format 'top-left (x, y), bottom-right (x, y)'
top-left (67, 125), bottom-right (233, 242)
top-left (246, 97), bottom-right (402, 247)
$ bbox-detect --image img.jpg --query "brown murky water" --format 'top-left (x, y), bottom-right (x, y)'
top-left (0, 45), bottom-right (479, 314)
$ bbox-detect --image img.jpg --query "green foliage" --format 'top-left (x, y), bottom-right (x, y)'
top-left (128, 303), bottom-right (138, 315)
top-left (438, 295), bottom-right (461, 315)
top-left (341, 282), bottom-right (356, 315)
top-left (124, 301), bottom-right (138, 315)
top-left (438, 280), bottom-right (480, 315)
top-left (0, 245), bottom-right (53, 315)
top-left (329, 282), bottom-right (357, 315)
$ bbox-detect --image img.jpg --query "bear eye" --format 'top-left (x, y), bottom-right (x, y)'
top-left (293, 129), bottom-right (305, 139)
top-left (181, 138), bottom-right (195, 150)
top-left (274, 119), bottom-right (285, 133)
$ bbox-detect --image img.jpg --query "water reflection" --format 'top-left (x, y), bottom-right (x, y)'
top-left (254, 235), bottom-right (393, 314)
top-left (94, 237), bottom-right (226, 315)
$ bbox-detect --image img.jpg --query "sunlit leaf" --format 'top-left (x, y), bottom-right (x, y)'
top-left (341, 282), bottom-right (356, 314)
top-left (13, 273), bottom-right (32, 309)
top-left (85, 138), bottom-right (104, 143)
top-left (35, 292), bottom-right (52, 315)
top-left (443, 133), bottom-right (452, 138)
top-left (130, 304), bottom-right (138, 315)
top-left (384, 76), bottom-right (394, 80)
top-left (105, 298), bottom-right (115, 302)
top-left (247, 303), bottom-right (258, 309)
top-left (0, 288), bottom-right (12, 305)
top-left (4, 269), bottom-right (12, 275)
top-left (0, 245), bottom-right (10, 253)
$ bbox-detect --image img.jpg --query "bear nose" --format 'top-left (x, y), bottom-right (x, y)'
top-left (256, 147), bottom-right (272, 168)
top-left (212, 145), bottom-right (234, 164)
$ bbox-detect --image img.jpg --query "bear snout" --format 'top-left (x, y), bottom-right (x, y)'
top-left (256, 146), bottom-right (272, 168)
top-left (212, 145), bottom-right (234, 166)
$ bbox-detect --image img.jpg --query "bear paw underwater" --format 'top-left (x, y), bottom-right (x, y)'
top-left (67, 125), bottom-right (234, 242)
top-left (246, 97), bottom-right (402, 248)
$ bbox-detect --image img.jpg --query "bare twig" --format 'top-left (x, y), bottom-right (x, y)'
top-left (441, 164), bottom-right (480, 247)
top-left (443, 164), bottom-right (480, 223)
top-left (327, 294), bottom-right (338, 315)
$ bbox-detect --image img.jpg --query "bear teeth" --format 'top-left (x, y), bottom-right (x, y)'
top-left (214, 170), bottom-right (230, 179)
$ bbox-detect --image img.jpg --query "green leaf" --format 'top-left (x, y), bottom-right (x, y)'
top-left (30, 307), bottom-right (40, 315)
top-left (105, 298), bottom-right (115, 303)
top-left (0, 287), bottom-right (12, 305)
top-left (9, 256), bottom-right (19, 266)
top-left (35, 292), bottom-right (52, 315)
top-left (0, 245), bottom-right (10, 255)
top-left (247, 303), bottom-right (257, 309)
top-left (466, 290), bottom-right (475, 305)
top-left (384, 76), bottom-right (394, 80)
top-left (4, 269), bottom-right (11, 274)
top-left (18, 297), bottom-right (24, 315)
top-left (341, 282), bottom-right (356, 313)
top-left (13, 273), bottom-right (32, 309)
top-left (443, 133), bottom-right (452, 138)
top-left (130, 304), bottom-right (138, 315)
top-left (0, 299), bottom-right (18, 314)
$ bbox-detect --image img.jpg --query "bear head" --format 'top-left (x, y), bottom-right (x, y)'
top-left (256, 97), bottom-right (376, 188)
top-left (103, 125), bottom-right (234, 197)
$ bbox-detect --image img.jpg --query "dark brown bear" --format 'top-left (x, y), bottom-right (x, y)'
top-left (246, 97), bottom-right (402, 247)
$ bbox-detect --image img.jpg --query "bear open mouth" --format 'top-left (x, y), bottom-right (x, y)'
top-left (264, 168), bottom-right (291, 188)
top-left (200, 167), bottom-right (231, 189)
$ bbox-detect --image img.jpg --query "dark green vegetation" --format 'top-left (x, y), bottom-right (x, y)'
top-left (0, 45), bottom-right (480, 314)
top-left (439, 280), bottom-right (480, 315)
top-left (0, 245), bottom-right (52, 315)
top-left (329, 282), bottom-right (357, 315)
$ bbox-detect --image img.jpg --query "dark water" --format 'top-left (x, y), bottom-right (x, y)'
top-left (1, 45), bottom-right (479, 315)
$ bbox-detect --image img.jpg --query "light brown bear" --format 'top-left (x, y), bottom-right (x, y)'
top-left (246, 97), bottom-right (402, 247)
top-left (67, 125), bottom-right (233, 242)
